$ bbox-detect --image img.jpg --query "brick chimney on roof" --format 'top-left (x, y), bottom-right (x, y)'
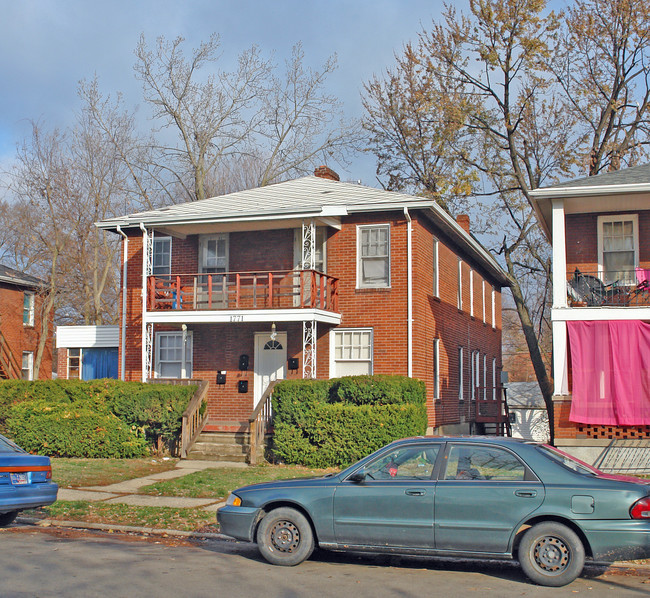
top-left (314, 166), bottom-right (340, 182)
top-left (456, 214), bottom-right (470, 234)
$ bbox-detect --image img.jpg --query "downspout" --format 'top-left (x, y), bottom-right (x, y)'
top-left (404, 207), bottom-right (413, 378)
top-left (140, 222), bottom-right (148, 382)
top-left (116, 225), bottom-right (128, 381)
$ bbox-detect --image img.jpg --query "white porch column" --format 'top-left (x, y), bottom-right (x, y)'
top-left (551, 199), bottom-right (567, 308)
top-left (301, 219), bottom-right (316, 270)
top-left (552, 320), bottom-right (569, 395)
top-left (303, 320), bottom-right (317, 379)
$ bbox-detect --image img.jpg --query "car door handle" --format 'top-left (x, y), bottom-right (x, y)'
top-left (515, 490), bottom-right (537, 498)
top-left (405, 489), bottom-right (426, 496)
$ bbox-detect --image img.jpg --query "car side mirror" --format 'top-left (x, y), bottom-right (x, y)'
top-left (348, 469), bottom-right (367, 483)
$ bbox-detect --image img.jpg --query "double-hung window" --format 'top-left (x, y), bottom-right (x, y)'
top-left (23, 292), bottom-right (35, 327)
top-left (330, 329), bottom-right (373, 377)
top-left (68, 348), bottom-right (81, 379)
top-left (155, 332), bottom-right (193, 379)
top-left (21, 352), bottom-right (33, 381)
top-left (152, 237), bottom-right (172, 277)
top-left (457, 259), bottom-right (463, 310)
top-left (357, 225), bottom-right (390, 288)
top-left (432, 237), bottom-right (439, 297)
top-left (598, 215), bottom-right (638, 284)
top-left (433, 338), bottom-right (440, 401)
top-left (458, 347), bottom-right (464, 401)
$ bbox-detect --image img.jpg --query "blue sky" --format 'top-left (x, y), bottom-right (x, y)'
top-left (0, 0), bottom-right (446, 185)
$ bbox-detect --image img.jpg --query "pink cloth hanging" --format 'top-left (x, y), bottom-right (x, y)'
top-left (567, 320), bottom-right (650, 425)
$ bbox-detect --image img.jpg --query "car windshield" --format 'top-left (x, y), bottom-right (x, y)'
top-left (537, 445), bottom-right (598, 476)
top-left (0, 434), bottom-right (23, 454)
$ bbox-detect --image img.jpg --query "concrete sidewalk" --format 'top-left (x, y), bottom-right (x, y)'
top-left (57, 459), bottom-right (246, 512)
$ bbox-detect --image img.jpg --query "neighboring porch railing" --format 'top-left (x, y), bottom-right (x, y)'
top-left (0, 331), bottom-right (22, 379)
top-left (248, 380), bottom-right (278, 465)
top-left (148, 270), bottom-right (339, 313)
top-left (566, 269), bottom-right (650, 307)
top-left (473, 387), bottom-right (512, 436)
top-left (148, 378), bottom-right (209, 458)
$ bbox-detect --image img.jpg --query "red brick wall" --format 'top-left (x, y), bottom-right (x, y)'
top-left (0, 284), bottom-right (52, 379)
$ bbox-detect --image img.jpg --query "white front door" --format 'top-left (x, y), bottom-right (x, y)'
top-left (254, 332), bottom-right (287, 407)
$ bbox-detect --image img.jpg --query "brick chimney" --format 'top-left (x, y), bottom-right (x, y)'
top-left (456, 214), bottom-right (470, 234)
top-left (314, 166), bottom-right (340, 182)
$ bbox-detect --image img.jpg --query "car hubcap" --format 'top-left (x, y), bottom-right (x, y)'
top-left (270, 520), bottom-right (300, 553)
top-left (533, 536), bottom-right (570, 573)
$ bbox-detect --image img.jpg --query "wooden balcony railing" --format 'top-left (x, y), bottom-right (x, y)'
top-left (148, 269), bottom-right (339, 313)
top-left (566, 268), bottom-right (650, 307)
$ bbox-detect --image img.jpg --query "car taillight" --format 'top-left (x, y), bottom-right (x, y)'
top-left (45, 466), bottom-right (52, 480)
top-left (630, 496), bottom-right (650, 519)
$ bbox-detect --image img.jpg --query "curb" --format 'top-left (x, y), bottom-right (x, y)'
top-left (16, 516), bottom-right (231, 541)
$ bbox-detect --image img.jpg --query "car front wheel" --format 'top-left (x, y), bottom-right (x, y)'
top-left (518, 522), bottom-right (585, 587)
top-left (256, 507), bottom-right (314, 566)
top-left (0, 510), bottom-right (19, 527)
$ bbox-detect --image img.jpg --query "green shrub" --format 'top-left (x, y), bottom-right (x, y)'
top-left (6, 400), bottom-right (148, 458)
top-left (272, 376), bottom-right (427, 468)
top-left (0, 379), bottom-right (196, 456)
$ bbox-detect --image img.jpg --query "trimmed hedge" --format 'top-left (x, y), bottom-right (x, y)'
top-left (0, 379), bottom-right (197, 458)
top-left (272, 375), bottom-right (427, 468)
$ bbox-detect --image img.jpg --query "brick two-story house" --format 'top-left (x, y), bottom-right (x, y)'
top-left (98, 167), bottom-right (509, 457)
top-left (531, 164), bottom-right (650, 467)
top-left (0, 264), bottom-right (52, 380)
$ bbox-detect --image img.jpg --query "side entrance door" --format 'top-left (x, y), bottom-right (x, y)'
top-left (254, 332), bottom-right (287, 408)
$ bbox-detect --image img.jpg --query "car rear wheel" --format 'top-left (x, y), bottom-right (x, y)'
top-left (0, 510), bottom-right (19, 527)
top-left (256, 507), bottom-right (314, 566)
top-left (518, 522), bottom-right (585, 587)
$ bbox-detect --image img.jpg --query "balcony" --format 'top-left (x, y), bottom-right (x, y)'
top-left (566, 269), bottom-right (650, 307)
top-left (147, 270), bottom-right (339, 313)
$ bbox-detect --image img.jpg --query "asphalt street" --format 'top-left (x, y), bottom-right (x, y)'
top-left (1, 526), bottom-right (648, 598)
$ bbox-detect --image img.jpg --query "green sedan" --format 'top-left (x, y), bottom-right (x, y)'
top-left (217, 437), bottom-right (650, 587)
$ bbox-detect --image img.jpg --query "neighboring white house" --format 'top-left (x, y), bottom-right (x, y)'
top-left (56, 325), bottom-right (119, 380)
top-left (505, 382), bottom-right (549, 443)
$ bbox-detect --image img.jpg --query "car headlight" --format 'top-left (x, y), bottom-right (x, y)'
top-left (226, 492), bottom-right (242, 507)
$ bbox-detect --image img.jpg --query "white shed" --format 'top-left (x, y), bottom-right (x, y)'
top-left (505, 382), bottom-right (549, 443)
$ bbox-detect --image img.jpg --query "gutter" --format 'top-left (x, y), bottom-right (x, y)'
top-left (116, 226), bottom-right (128, 381)
top-left (404, 207), bottom-right (412, 378)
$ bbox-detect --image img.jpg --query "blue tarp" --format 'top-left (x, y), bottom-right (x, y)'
top-left (82, 348), bottom-right (118, 380)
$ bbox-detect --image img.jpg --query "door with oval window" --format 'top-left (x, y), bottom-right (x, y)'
top-left (254, 332), bottom-right (287, 408)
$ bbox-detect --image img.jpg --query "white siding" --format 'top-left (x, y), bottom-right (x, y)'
top-left (56, 325), bottom-right (119, 349)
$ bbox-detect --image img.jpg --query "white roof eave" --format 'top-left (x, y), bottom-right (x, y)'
top-left (529, 182), bottom-right (650, 199)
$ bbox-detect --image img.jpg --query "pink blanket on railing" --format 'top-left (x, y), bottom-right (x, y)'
top-left (567, 320), bottom-right (650, 425)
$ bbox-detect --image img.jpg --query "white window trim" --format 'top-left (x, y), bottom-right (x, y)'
top-left (491, 286), bottom-right (496, 329)
top-left (432, 237), bottom-right (439, 298)
top-left (67, 348), bottom-right (82, 380)
top-left (482, 281), bottom-right (486, 324)
top-left (433, 338), bottom-right (440, 401)
top-left (199, 233), bottom-right (229, 273)
top-left (23, 291), bottom-right (35, 327)
top-left (597, 214), bottom-right (639, 280)
top-left (457, 258), bottom-right (463, 310)
top-left (22, 351), bottom-right (34, 381)
top-left (458, 346), bottom-right (464, 401)
top-left (469, 269), bottom-right (474, 317)
top-left (154, 331), bottom-right (193, 379)
top-left (356, 224), bottom-right (391, 289)
top-left (483, 353), bottom-right (487, 400)
top-left (329, 328), bottom-right (374, 377)
top-left (152, 236), bottom-right (172, 277)
top-left (492, 357), bottom-right (497, 400)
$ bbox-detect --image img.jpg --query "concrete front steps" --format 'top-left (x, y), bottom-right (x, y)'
top-left (186, 423), bottom-right (265, 463)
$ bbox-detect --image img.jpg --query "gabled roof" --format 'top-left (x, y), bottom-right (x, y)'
top-left (97, 175), bottom-right (510, 286)
top-left (0, 264), bottom-right (45, 290)
top-left (529, 162), bottom-right (650, 239)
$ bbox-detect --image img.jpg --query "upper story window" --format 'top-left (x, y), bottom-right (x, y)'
top-left (469, 269), bottom-right (474, 317)
top-left (199, 234), bottom-right (229, 274)
top-left (432, 237), bottom-right (439, 298)
top-left (482, 281), bottom-right (486, 324)
top-left (152, 237), bottom-right (172, 276)
top-left (457, 258), bottom-right (463, 310)
top-left (23, 292), bottom-right (35, 327)
top-left (491, 286), bottom-right (496, 329)
top-left (357, 225), bottom-right (390, 288)
top-left (598, 215), bottom-right (638, 284)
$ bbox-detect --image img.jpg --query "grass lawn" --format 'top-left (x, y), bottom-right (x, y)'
top-left (139, 465), bottom-right (339, 499)
top-left (51, 457), bottom-right (178, 488)
top-left (27, 501), bottom-right (216, 533)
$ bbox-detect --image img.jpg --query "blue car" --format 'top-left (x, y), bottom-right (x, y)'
top-left (0, 433), bottom-right (58, 526)
top-left (218, 436), bottom-right (650, 587)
